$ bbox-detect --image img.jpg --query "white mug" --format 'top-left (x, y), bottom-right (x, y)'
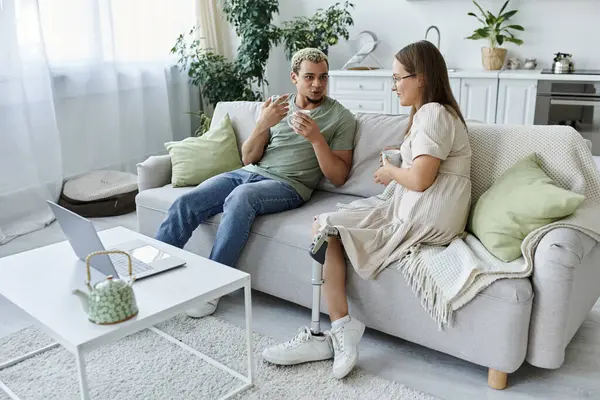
top-left (381, 149), bottom-right (402, 166)
top-left (288, 109), bottom-right (311, 129)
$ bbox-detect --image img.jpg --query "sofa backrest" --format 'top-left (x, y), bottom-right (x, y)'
top-left (211, 101), bottom-right (263, 152)
top-left (211, 101), bottom-right (591, 203)
top-left (462, 122), bottom-right (590, 204)
top-left (317, 113), bottom-right (409, 198)
top-left (211, 101), bottom-right (410, 198)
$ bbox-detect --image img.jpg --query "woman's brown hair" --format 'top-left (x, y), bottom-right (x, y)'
top-left (395, 40), bottom-right (466, 135)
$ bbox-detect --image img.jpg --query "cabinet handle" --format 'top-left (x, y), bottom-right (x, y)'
top-left (358, 103), bottom-right (363, 108)
top-left (358, 84), bottom-right (364, 89)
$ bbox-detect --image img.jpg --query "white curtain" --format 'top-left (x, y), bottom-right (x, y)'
top-left (0, 0), bottom-right (200, 244)
top-left (196, 0), bottom-right (232, 58)
top-left (0, 0), bottom-right (62, 244)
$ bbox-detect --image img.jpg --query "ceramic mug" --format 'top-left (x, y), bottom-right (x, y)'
top-left (381, 149), bottom-right (402, 166)
top-left (524, 58), bottom-right (537, 70)
top-left (288, 109), bottom-right (311, 130)
top-left (507, 58), bottom-right (521, 70)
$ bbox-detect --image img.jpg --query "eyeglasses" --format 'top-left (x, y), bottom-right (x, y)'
top-left (392, 74), bottom-right (416, 85)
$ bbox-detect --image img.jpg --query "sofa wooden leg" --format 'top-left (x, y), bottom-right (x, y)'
top-left (488, 368), bottom-right (508, 390)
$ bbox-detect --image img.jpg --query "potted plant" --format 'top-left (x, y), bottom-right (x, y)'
top-left (171, 0), bottom-right (281, 109)
top-left (466, 0), bottom-right (524, 70)
top-left (280, 1), bottom-right (354, 60)
top-left (172, 0), bottom-right (356, 112)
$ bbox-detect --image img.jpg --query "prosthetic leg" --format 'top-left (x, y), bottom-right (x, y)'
top-left (308, 224), bottom-right (340, 335)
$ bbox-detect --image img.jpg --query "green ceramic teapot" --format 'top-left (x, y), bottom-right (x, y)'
top-left (73, 250), bottom-right (139, 325)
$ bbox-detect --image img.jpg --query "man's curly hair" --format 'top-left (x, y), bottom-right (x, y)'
top-left (291, 48), bottom-right (329, 74)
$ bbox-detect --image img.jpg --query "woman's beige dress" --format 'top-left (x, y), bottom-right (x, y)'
top-left (317, 102), bottom-right (472, 279)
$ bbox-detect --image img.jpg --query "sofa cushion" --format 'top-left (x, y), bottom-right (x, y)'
top-left (318, 112), bottom-right (409, 198)
top-left (469, 153), bottom-right (585, 262)
top-left (165, 113), bottom-right (243, 187)
top-left (135, 186), bottom-right (361, 249)
top-left (211, 101), bottom-right (262, 152)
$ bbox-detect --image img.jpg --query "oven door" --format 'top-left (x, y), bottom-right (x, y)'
top-left (550, 96), bottom-right (600, 155)
top-left (536, 81), bottom-right (600, 155)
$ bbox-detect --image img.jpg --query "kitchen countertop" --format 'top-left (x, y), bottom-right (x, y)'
top-left (330, 68), bottom-right (600, 81)
top-left (329, 68), bottom-right (499, 79)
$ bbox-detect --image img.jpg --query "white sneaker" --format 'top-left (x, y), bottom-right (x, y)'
top-left (329, 316), bottom-right (365, 379)
top-left (186, 298), bottom-right (220, 318)
top-left (262, 326), bottom-right (334, 365)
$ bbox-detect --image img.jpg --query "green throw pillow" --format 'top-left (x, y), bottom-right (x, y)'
top-left (468, 153), bottom-right (585, 262)
top-left (165, 113), bottom-right (242, 187)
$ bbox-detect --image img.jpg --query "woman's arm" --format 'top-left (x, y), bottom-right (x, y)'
top-left (374, 155), bottom-right (440, 192)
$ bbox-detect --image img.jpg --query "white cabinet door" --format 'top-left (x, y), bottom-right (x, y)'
top-left (450, 78), bottom-right (461, 103)
top-left (459, 78), bottom-right (498, 124)
top-left (496, 79), bottom-right (538, 125)
top-left (329, 76), bottom-right (393, 114)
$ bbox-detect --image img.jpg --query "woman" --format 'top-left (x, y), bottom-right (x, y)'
top-left (262, 40), bottom-right (472, 379)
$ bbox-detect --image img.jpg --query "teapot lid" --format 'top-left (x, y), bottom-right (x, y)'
top-left (94, 275), bottom-right (129, 292)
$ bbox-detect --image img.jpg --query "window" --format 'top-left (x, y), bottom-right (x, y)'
top-left (16, 0), bottom-right (196, 66)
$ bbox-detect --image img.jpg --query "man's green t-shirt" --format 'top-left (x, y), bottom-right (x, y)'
top-left (243, 95), bottom-right (357, 201)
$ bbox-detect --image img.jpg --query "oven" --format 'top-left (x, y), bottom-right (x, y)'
top-left (535, 80), bottom-right (600, 155)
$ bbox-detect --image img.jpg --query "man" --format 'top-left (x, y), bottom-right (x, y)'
top-left (155, 48), bottom-right (356, 318)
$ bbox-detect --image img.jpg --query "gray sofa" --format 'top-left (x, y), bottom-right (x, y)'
top-left (135, 101), bottom-right (600, 389)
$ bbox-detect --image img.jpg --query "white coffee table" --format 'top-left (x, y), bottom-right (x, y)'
top-left (0, 227), bottom-right (253, 400)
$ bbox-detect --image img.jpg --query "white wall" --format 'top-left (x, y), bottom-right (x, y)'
top-left (264, 0), bottom-right (600, 96)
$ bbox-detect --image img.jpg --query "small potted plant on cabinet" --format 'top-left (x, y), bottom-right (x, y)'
top-left (466, 0), bottom-right (524, 70)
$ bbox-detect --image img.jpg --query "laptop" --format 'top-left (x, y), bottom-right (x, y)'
top-left (47, 201), bottom-right (186, 285)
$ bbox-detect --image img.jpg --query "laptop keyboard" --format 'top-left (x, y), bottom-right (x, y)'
top-left (109, 254), bottom-right (153, 277)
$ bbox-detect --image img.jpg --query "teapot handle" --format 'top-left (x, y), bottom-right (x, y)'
top-left (85, 250), bottom-right (134, 286)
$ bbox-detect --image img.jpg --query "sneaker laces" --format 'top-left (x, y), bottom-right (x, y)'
top-left (283, 326), bottom-right (312, 349)
top-left (327, 328), bottom-right (345, 354)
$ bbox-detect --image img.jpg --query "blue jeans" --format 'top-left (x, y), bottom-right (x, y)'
top-left (155, 169), bottom-right (305, 267)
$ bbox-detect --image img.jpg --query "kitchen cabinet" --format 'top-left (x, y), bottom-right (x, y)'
top-left (450, 78), bottom-right (462, 104)
top-left (329, 70), bottom-right (544, 125)
top-left (495, 79), bottom-right (538, 125)
top-left (458, 78), bottom-right (498, 124)
top-left (329, 75), bottom-right (394, 114)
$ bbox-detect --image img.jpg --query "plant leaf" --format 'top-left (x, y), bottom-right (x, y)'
top-left (468, 12), bottom-right (486, 24)
top-left (497, 0), bottom-right (509, 18)
top-left (466, 34), bottom-right (485, 40)
top-left (500, 10), bottom-right (518, 20)
top-left (504, 24), bottom-right (524, 31)
top-left (472, 0), bottom-right (488, 22)
top-left (476, 27), bottom-right (490, 37)
top-left (504, 37), bottom-right (524, 45)
top-left (497, 34), bottom-right (505, 46)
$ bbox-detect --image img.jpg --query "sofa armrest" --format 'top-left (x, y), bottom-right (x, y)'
top-left (136, 155), bottom-right (172, 192)
top-left (526, 227), bottom-right (599, 369)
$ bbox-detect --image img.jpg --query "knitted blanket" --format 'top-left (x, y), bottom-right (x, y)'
top-left (341, 124), bottom-right (600, 328)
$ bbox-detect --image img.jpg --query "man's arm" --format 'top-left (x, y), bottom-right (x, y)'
top-left (292, 112), bottom-right (353, 186)
top-left (241, 123), bottom-right (270, 165)
top-left (241, 95), bottom-right (289, 165)
top-left (312, 144), bottom-right (352, 186)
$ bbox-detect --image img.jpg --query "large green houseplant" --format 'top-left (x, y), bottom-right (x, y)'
top-left (172, 0), bottom-right (355, 133)
top-left (466, 0), bottom-right (524, 70)
top-left (279, 1), bottom-right (355, 60)
top-left (171, 0), bottom-right (280, 110)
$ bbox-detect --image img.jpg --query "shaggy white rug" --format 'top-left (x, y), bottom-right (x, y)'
top-left (0, 315), bottom-right (437, 400)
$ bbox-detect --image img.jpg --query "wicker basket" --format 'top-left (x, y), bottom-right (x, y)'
top-left (481, 47), bottom-right (507, 70)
